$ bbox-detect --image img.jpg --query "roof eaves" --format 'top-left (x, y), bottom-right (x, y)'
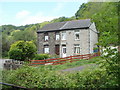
top-left (37, 27), bottom-right (89, 33)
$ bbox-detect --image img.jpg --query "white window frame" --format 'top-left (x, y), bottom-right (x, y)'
top-left (61, 31), bottom-right (66, 40)
top-left (44, 47), bottom-right (49, 53)
top-left (45, 36), bottom-right (48, 41)
top-left (75, 30), bottom-right (80, 40)
top-left (74, 44), bottom-right (80, 54)
top-left (44, 45), bottom-right (49, 53)
top-left (55, 32), bottom-right (60, 40)
top-left (44, 33), bottom-right (49, 41)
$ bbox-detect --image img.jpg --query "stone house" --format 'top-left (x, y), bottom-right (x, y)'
top-left (37, 19), bottom-right (98, 57)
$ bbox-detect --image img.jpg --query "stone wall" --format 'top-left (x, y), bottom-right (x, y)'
top-left (37, 26), bottom-right (98, 57)
top-left (38, 31), bottom-right (60, 55)
top-left (4, 60), bottom-right (24, 70)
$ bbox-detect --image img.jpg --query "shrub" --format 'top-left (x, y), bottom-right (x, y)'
top-left (2, 65), bottom-right (119, 89)
top-left (9, 41), bottom-right (37, 61)
top-left (34, 54), bottom-right (50, 60)
top-left (8, 48), bottom-right (23, 60)
top-left (99, 47), bottom-right (119, 82)
top-left (50, 54), bottom-right (60, 58)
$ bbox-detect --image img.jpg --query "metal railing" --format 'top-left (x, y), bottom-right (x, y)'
top-left (0, 82), bottom-right (28, 90)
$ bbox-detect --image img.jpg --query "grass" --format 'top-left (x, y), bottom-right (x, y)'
top-left (3, 56), bottom-right (118, 88)
top-left (1, 57), bottom-right (9, 59)
top-left (35, 56), bottom-right (102, 71)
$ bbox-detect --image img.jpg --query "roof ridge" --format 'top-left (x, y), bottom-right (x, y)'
top-left (59, 21), bottom-right (69, 30)
top-left (38, 19), bottom-right (92, 32)
top-left (69, 19), bottom-right (91, 21)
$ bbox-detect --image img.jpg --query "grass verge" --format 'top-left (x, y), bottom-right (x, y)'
top-left (35, 56), bottom-right (102, 71)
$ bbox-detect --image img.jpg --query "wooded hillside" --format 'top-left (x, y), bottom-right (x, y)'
top-left (1, 2), bottom-right (119, 57)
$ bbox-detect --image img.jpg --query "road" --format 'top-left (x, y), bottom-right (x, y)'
top-left (61, 64), bottom-right (96, 72)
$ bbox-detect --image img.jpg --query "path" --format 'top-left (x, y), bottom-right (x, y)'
top-left (61, 64), bottom-right (96, 72)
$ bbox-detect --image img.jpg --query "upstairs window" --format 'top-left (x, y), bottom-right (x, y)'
top-left (75, 30), bottom-right (80, 40)
top-left (74, 44), bottom-right (80, 54)
top-left (44, 45), bottom-right (49, 53)
top-left (61, 31), bottom-right (66, 40)
top-left (44, 33), bottom-right (48, 41)
top-left (55, 32), bottom-right (60, 40)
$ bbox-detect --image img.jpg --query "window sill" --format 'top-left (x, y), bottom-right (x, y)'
top-left (73, 53), bottom-right (81, 55)
top-left (44, 40), bottom-right (48, 42)
top-left (75, 39), bottom-right (80, 41)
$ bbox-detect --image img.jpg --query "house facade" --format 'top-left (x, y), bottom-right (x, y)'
top-left (37, 19), bottom-right (98, 57)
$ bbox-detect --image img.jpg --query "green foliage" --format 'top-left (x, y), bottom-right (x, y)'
top-left (9, 41), bottom-right (37, 61)
top-left (9, 48), bottom-right (23, 60)
top-left (39, 21), bottom-right (50, 28)
top-left (1, 2), bottom-right (119, 58)
top-left (99, 47), bottom-right (119, 79)
top-left (2, 64), bottom-right (118, 89)
top-left (51, 16), bottom-right (75, 23)
top-left (98, 32), bottom-right (118, 47)
top-left (10, 29), bottom-right (37, 42)
top-left (34, 54), bottom-right (50, 60)
top-left (2, 33), bottom-right (15, 57)
top-left (1, 2), bottom-right (119, 89)
top-left (34, 57), bottom-right (101, 71)
top-left (75, 2), bottom-right (119, 46)
top-left (1, 24), bottom-right (38, 58)
top-left (2, 25), bottom-right (16, 35)
top-left (50, 54), bottom-right (60, 58)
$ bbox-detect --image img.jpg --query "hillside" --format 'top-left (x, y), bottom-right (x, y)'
top-left (1, 2), bottom-right (119, 57)
top-left (75, 2), bottom-right (118, 46)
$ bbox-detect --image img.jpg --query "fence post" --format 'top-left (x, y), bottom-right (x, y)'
top-left (70, 56), bottom-right (72, 63)
top-left (88, 54), bottom-right (90, 59)
top-left (81, 55), bottom-right (83, 59)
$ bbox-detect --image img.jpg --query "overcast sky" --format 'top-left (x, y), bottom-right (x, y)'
top-left (0, 0), bottom-right (88, 26)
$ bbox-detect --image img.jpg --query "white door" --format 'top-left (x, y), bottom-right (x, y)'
top-left (62, 47), bottom-right (66, 57)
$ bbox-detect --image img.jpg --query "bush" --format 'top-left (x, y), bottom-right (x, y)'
top-left (9, 48), bottom-right (23, 60)
top-left (50, 54), bottom-right (60, 58)
top-left (34, 54), bottom-right (50, 60)
top-left (9, 41), bottom-right (37, 61)
top-left (2, 65), bottom-right (119, 89)
top-left (99, 47), bottom-right (119, 82)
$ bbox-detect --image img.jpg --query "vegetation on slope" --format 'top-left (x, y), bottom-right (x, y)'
top-left (2, 56), bottom-right (119, 89)
top-left (75, 2), bottom-right (119, 47)
top-left (1, 2), bottom-right (119, 88)
top-left (1, 2), bottom-right (119, 57)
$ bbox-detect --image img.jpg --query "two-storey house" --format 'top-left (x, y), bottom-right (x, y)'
top-left (37, 19), bottom-right (98, 57)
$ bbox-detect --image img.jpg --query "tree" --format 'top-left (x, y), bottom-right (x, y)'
top-left (9, 41), bottom-right (37, 61)
top-left (2, 33), bottom-right (15, 57)
top-left (75, 2), bottom-right (119, 46)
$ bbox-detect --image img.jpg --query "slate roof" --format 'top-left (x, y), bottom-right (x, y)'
top-left (37, 19), bottom-right (92, 33)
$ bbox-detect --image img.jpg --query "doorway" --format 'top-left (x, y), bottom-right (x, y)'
top-left (55, 45), bottom-right (60, 55)
top-left (62, 46), bottom-right (66, 57)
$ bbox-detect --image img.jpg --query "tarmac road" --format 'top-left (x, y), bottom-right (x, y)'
top-left (61, 64), bottom-right (96, 72)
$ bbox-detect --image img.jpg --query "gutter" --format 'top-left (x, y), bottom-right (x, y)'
top-left (37, 27), bottom-right (89, 33)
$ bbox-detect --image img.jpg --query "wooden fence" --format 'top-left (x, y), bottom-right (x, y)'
top-left (30, 52), bottom-right (100, 66)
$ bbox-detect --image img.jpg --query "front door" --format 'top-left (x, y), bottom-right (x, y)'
top-left (62, 46), bottom-right (66, 57)
top-left (55, 45), bottom-right (60, 55)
